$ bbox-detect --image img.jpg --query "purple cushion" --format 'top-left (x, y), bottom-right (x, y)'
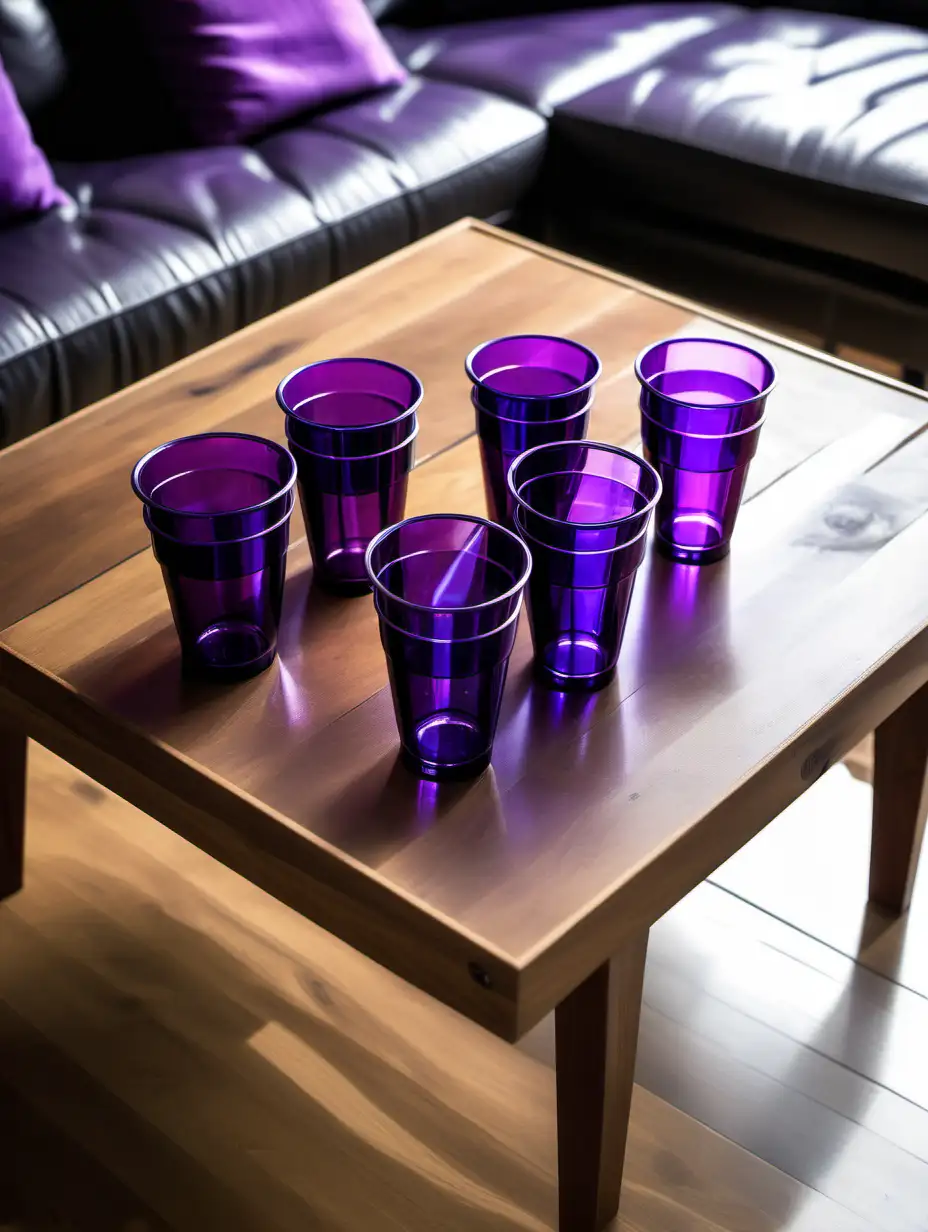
top-left (136, 0), bottom-right (408, 145)
top-left (0, 52), bottom-right (65, 221)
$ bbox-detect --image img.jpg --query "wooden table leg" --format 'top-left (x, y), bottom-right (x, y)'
top-left (1, 724), bottom-right (28, 901)
top-left (555, 930), bottom-right (648, 1232)
top-left (870, 681), bottom-right (928, 914)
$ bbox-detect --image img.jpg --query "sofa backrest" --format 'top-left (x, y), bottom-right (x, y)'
top-left (30, 0), bottom-right (187, 158)
top-left (0, 0), bottom-right (66, 113)
top-left (385, 0), bottom-right (928, 29)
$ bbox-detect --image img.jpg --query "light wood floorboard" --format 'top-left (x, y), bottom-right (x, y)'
top-left (0, 744), bottom-right (884, 1232)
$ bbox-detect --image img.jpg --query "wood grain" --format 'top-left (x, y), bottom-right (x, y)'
top-left (0, 720), bottom-right (26, 900)
top-left (4, 222), bottom-right (928, 1042)
top-left (0, 220), bottom-right (688, 631)
top-left (870, 681), bottom-right (928, 914)
top-left (0, 743), bottom-right (880, 1232)
top-left (524, 872), bottom-right (928, 1232)
top-left (555, 935), bottom-right (647, 1232)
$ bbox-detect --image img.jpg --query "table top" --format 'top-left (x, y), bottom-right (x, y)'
top-left (3, 219), bottom-right (928, 1041)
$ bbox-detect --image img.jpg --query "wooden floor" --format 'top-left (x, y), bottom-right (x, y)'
top-left (2, 728), bottom-right (925, 1232)
top-left (3, 338), bottom-right (926, 1230)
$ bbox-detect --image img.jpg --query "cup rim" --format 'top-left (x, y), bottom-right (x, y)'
top-left (472, 387), bottom-right (594, 426)
top-left (373, 590), bottom-right (524, 645)
top-left (276, 357), bottom-right (423, 434)
top-left (507, 440), bottom-right (663, 533)
top-left (143, 493), bottom-right (295, 546)
top-left (639, 403), bottom-right (768, 442)
top-left (132, 432), bottom-right (297, 520)
top-left (634, 335), bottom-right (777, 410)
top-left (365, 513), bottom-right (532, 617)
top-left (286, 417), bottom-right (420, 462)
top-left (465, 334), bottom-right (602, 401)
top-left (513, 504), bottom-right (652, 559)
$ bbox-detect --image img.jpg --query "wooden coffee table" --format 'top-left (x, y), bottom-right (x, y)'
top-left (3, 219), bottom-right (928, 1232)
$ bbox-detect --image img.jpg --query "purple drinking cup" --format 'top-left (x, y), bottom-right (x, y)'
top-left (635, 336), bottom-right (776, 434)
top-left (277, 357), bottom-right (422, 457)
top-left (288, 421), bottom-right (418, 596)
top-left (639, 406), bottom-right (765, 565)
top-left (366, 514), bottom-right (532, 780)
top-left (467, 334), bottom-right (600, 524)
top-left (132, 432), bottom-right (297, 680)
top-left (507, 439), bottom-right (661, 554)
top-left (132, 432), bottom-right (297, 542)
top-left (475, 392), bottom-right (592, 525)
top-left (466, 334), bottom-right (601, 422)
top-left (508, 441), bottom-right (660, 692)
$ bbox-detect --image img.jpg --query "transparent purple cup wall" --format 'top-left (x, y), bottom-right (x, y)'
top-left (646, 461), bottom-right (751, 564)
top-left (146, 505), bottom-right (292, 681)
top-left (366, 515), bottom-right (532, 780)
top-left (377, 603), bottom-right (520, 780)
top-left (475, 395), bottom-right (591, 525)
top-left (288, 426), bottom-right (417, 596)
top-left (517, 513), bottom-right (647, 692)
top-left (132, 432), bottom-right (297, 542)
top-left (466, 334), bottom-right (601, 421)
top-left (635, 337), bottom-right (776, 435)
top-left (640, 408), bottom-right (764, 565)
top-left (507, 441), bottom-right (659, 691)
top-left (276, 358), bottom-right (422, 457)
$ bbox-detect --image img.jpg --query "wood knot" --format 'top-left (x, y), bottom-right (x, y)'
top-left (801, 747), bottom-right (831, 781)
top-left (468, 962), bottom-right (493, 990)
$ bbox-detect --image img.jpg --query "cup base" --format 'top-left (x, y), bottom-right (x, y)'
top-left (401, 745), bottom-right (492, 782)
top-left (655, 535), bottom-right (730, 566)
top-left (535, 634), bottom-right (617, 693)
top-left (314, 544), bottom-right (374, 597)
top-left (535, 661), bottom-right (616, 693)
top-left (184, 621), bottom-right (277, 682)
top-left (402, 711), bottom-right (493, 781)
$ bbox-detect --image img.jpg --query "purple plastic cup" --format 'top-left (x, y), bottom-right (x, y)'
top-left (474, 392), bottom-right (593, 525)
top-left (288, 422), bottom-right (418, 596)
top-left (132, 432), bottom-right (297, 680)
top-left (366, 514), bottom-right (532, 780)
top-left (635, 336), bottom-right (776, 434)
top-left (277, 357), bottom-right (422, 457)
top-left (132, 432), bottom-right (297, 542)
top-left (466, 334), bottom-right (601, 421)
top-left (508, 441), bottom-right (661, 692)
top-left (467, 334), bottom-right (601, 524)
top-left (635, 337), bottom-right (776, 564)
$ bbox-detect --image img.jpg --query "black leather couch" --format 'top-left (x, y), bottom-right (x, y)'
top-left (2, 0), bottom-right (927, 448)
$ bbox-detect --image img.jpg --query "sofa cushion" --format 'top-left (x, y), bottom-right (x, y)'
top-left (551, 7), bottom-right (928, 282)
top-left (0, 207), bottom-right (236, 448)
top-left (255, 127), bottom-right (410, 275)
top-left (0, 76), bottom-right (545, 446)
top-left (385, 3), bottom-right (742, 114)
top-left (314, 76), bottom-right (547, 232)
top-left (134, 0), bottom-right (407, 145)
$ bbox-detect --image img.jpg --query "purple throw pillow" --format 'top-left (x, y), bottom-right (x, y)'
top-left (0, 54), bottom-right (66, 222)
top-left (137, 0), bottom-right (408, 145)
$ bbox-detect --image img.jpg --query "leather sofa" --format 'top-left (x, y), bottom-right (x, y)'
top-left (2, 0), bottom-right (927, 448)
